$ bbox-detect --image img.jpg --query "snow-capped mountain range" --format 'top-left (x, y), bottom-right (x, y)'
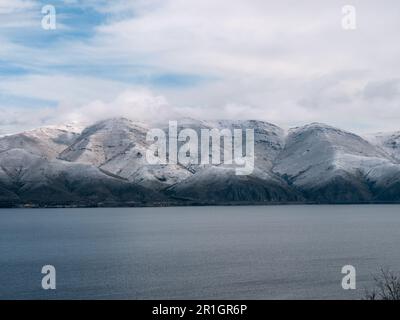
top-left (1, 117), bottom-right (400, 207)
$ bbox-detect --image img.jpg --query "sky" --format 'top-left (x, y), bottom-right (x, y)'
top-left (1, 0), bottom-right (400, 134)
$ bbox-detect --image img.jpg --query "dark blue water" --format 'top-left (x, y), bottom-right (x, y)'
top-left (1, 205), bottom-right (400, 299)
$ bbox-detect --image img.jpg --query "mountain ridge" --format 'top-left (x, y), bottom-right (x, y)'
top-left (1, 117), bottom-right (400, 207)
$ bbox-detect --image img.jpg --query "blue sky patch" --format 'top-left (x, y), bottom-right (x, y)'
top-left (0, 92), bottom-right (58, 108)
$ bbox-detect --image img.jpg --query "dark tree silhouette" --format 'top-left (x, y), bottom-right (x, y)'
top-left (364, 268), bottom-right (400, 300)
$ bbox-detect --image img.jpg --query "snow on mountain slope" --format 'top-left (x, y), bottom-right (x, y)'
top-left (164, 119), bottom-right (295, 202)
top-left (364, 131), bottom-right (400, 162)
top-left (0, 124), bottom-right (82, 159)
top-left (0, 148), bottom-right (163, 206)
top-left (59, 118), bottom-right (193, 189)
top-left (205, 119), bottom-right (285, 170)
top-left (58, 118), bottom-right (286, 190)
top-left (158, 118), bottom-right (285, 173)
top-left (365, 162), bottom-right (400, 201)
top-left (166, 166), bottom-right (303, 203)
top-left (59, 118), bottom-right (144, 166)
top-left (2, 118), bottom-right (400, 206)
top-left (273, 123), bottom-right (398, 202)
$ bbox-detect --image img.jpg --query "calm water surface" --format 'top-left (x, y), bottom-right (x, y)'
top-left (1, 205), bottom-right (400, 299)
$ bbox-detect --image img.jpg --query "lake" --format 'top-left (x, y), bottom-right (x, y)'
top-left (1, 205), bottom-right (400, 299)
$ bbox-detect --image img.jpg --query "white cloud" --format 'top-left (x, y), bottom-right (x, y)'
top-left (0, 0), bottom-right (36, 14)
top-left (0, 74), bottom-right (130, 106)
top-left (0, 0), bottom-right (38, 28)
top-left (56, 88), bottom-right (173, 124)
top-left (2, 0), bottom-right (400, 134)
top-left (0, 88), bottom-right (173, 134)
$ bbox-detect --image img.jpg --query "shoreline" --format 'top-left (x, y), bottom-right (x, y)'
top-left (2, 201), bottom-right (400, 209)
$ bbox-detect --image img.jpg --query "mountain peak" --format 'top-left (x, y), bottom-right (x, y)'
top-left (290, 122), bottom-right (341, 133)
top-left (2, 118), bottom-right (400, 206)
